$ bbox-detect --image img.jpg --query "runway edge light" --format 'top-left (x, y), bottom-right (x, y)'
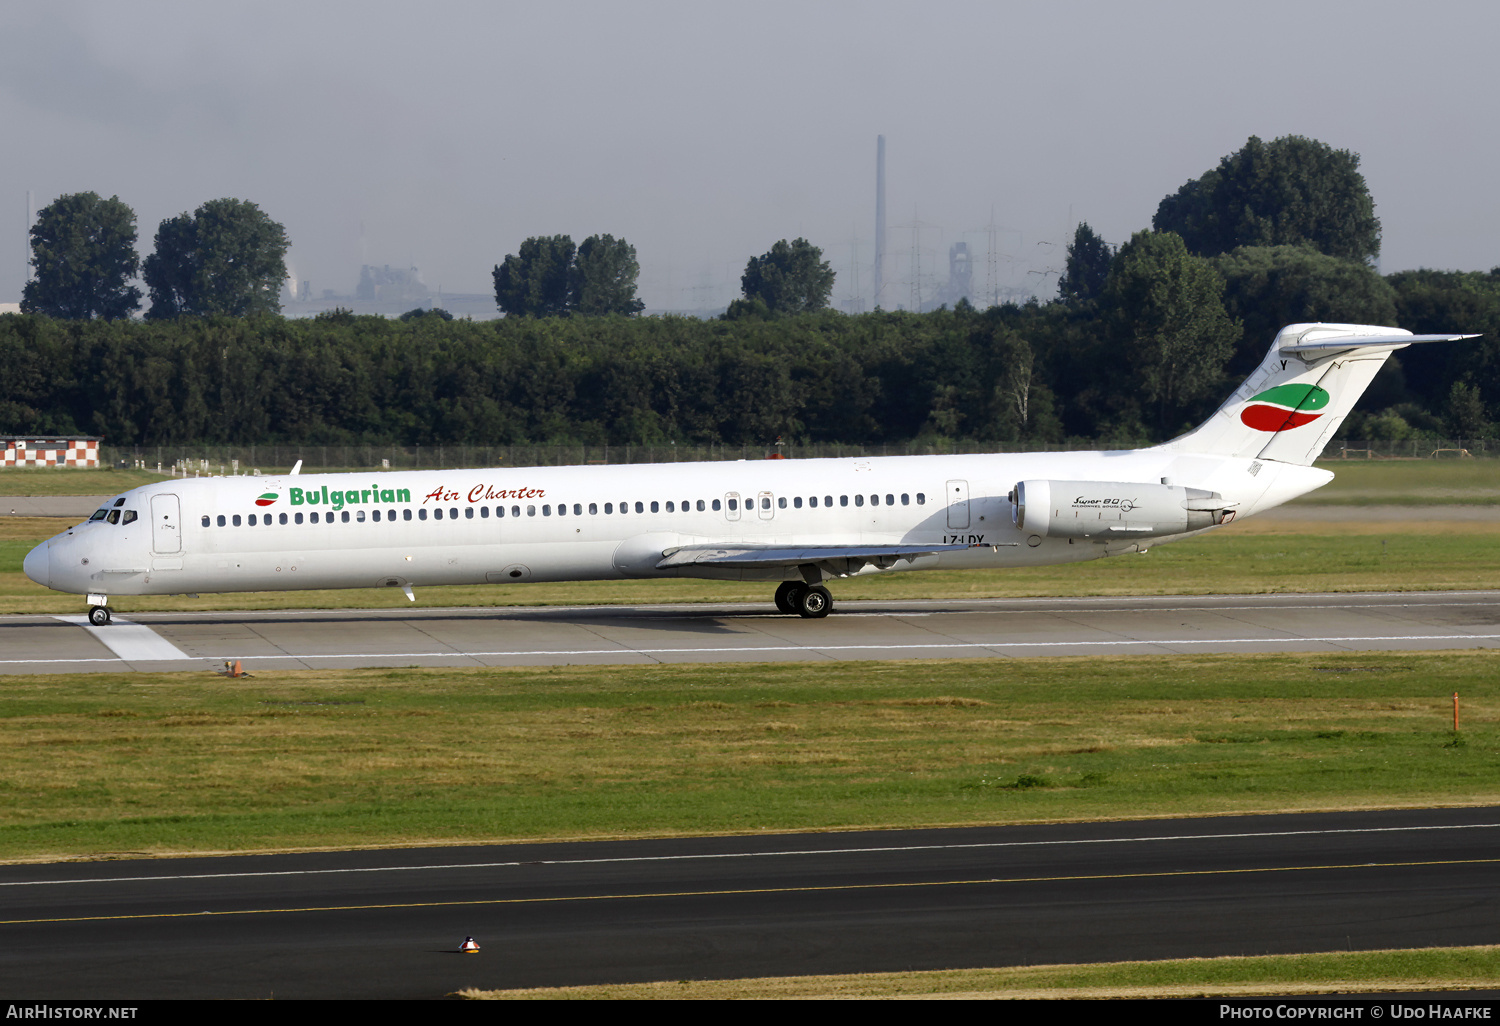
top-left (461, 936), bottom-right (480, 953)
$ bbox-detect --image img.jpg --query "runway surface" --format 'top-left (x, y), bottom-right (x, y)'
top-left (4, 590), bottom-right (1500, 674)
top-left (3, 807), bottom-right (1499, 998)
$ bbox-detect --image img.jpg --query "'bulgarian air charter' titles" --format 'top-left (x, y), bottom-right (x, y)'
top-left (283, 483), bottom-right (548, 511)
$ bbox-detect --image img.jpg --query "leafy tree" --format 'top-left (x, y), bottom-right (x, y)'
top-left (1056, 223), bottom-right (1114, 304)
top-left (142, 199), bottom-right (290, 318)
top-left (1211, 245), bottom-right (1398, 375)
top-left (1445, 380), bottom-right (1490, 438)
top-left (1103, 231), bottom-right (1240, 436)
top-left (21, 192), bottom-right (142, 319)
top-left (398, 306), bottom-right (454, 321)
top-left (493, 235), bottom-right (575, 317)
top-left (738, 238), bottom-right (835, 315)
top-left (569, 234), bottom-right (645, 315)
top-left (1153, 136), bottom-right (1380, 262)
top-left (722, 295), bottom-right (771, 321)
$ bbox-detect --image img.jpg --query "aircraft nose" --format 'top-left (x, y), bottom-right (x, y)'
top-left (23, 540), bottom-right (49, 589)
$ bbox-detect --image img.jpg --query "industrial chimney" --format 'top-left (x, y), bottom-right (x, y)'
top-left (873, 135), bottom-right (885, 310)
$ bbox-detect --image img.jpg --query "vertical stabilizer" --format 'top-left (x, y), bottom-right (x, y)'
top-left (1168, 323), bottom-right (1476, 465)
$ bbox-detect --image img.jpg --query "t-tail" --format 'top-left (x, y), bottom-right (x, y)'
top-left (1167, 323), bottom-right (1479, 465)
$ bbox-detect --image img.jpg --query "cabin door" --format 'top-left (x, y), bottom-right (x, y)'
top-left (151, 493), bottom-right (182, 554)
top-left (945, 479), bottom-right (970, 530)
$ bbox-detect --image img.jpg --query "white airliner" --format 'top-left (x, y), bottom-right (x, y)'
top-left (23, 323), bottom-right (1475, 626)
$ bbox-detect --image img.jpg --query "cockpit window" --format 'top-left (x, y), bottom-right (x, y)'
top-left (106, 510), bottom-right (121, 525)
top-left (112, 497), bottom-right (126, 508)
top-left (121, 510), bottom-right (137, 525)
top-left (89, 509), bottom-right (109, 521)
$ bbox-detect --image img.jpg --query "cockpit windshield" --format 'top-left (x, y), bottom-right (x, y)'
top-left (88, 509), bottom-right (108, 522)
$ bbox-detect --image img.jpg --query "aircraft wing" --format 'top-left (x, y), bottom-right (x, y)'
top-left (657, 542), bottom-right (974, 574)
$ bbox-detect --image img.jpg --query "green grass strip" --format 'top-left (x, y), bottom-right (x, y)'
top-left (1, 652), bottom-right (1496, 861)
top-left (458, 945), bottom-right (1500, 999)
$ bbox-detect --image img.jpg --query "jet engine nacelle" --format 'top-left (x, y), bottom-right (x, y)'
top-left (1010, 479), bottom-right (1234, 540)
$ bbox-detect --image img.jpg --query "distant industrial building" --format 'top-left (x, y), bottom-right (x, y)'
top-left (278, 264), bottom-right (498, 320)
top-left (356, 264), bottom-right (428, 305)
top-left (926, 242), bottom-right (974, 311)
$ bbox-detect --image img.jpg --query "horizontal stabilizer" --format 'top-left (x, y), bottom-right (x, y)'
top-left (657, 543), bottom-right (972, 571)
top-left (1281, 332), bottom-right (1478, 354)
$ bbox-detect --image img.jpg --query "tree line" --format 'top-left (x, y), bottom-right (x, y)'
top-left (8, 135), bottom-right (1497, 447)
top-left (3, 265), bottom-right (1494, 449)
top-left (0, 309), bottom-right (1035, 447)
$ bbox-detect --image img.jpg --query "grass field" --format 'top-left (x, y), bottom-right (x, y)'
top-left (0, 651), bottom-right (1494, 862)
top-left (462, 946), bottom-right (1500, 999)
top-left (0, 468), bottom-right (168, 495)
top-left (1299, 458), bottom-right (1500, 504)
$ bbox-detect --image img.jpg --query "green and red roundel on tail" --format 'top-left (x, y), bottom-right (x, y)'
top-left (1240, 384), bottom-right (1331, 432)
top-left (254, 492), bottom-right (278, 507)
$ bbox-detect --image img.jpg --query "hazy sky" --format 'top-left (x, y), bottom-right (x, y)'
top-left (3, 0), bottom-right (1497, 313)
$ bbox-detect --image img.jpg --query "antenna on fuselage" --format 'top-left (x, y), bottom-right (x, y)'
top-left (290, 460), bottom-right (302, 476)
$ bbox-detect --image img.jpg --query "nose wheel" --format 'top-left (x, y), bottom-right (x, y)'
top-left (773, 582), bottom-right (833, 619)
top-left (88, 605), bottom-right (112, 627)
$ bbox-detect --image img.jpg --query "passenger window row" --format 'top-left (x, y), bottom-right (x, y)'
top-left (197, 492), bottom-right (929, 528)
top-left (204, 509), bottom-right (416, 527)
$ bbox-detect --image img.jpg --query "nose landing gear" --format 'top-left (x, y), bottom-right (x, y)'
top-left (87, 605), bottom-right (113, 627)
top-left (773, 581), bottom-right (833, 619)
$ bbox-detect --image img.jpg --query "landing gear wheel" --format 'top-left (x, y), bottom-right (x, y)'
top-left (795, 585), bottom-right (832, 619)
top-left (774, 581), bottom-right (805, 615)
top-left (88, 605), bottom-right (112, 627)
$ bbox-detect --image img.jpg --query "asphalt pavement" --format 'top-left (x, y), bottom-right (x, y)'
top-left (3, 807), bottom-right (1498, 998)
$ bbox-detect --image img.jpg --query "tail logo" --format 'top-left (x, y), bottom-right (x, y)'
top-left (1240, 384), bottom-right (1330, 432)
top-left (255, 492), bottom-right (278, 507)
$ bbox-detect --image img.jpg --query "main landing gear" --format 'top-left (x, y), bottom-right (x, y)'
top-left (88, 605), bottom-right (113, 627)
top-left (775, 581), bottom-right (832, 619)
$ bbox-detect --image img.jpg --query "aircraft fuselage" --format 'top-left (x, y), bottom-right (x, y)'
top-left (25, 448), bottom-right (1329, 600)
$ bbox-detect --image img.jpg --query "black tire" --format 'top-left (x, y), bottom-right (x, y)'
top-left (88, 605), bottom-right (111, 627)
top-left (774, 581), bottom-right (804, 615)
top-left (796, 585), bottom-right (832, 619)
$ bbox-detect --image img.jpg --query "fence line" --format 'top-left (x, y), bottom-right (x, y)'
top-left (100, 438), bottom-right (1496, 474)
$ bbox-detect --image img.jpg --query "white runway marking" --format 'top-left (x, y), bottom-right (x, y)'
top-left (228, 632), bottom-right (1500, 659)
top-left (51, 615), bottom-right (192, 662)
top-left (6, 822), bottom-right (1497, 889)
